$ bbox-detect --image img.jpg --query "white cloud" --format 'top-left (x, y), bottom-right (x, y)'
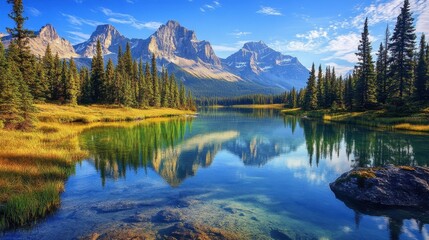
top-left (323, 62), bottom-right (354, 76)
top-left (257, 6), bottom-right (282, 16)
top-left (230, 31), bottom-right (252, 38)
top-left (296, 28), bottom-right (328, 41)
top-left (66, 31), bottom-right (90, 44)
top-left (100, 8), bottom-right (161, 30)
top-left (338, 0), bottom-right (428, 29)
top-left (416, 0), bottom-right (429, 34)
top-left (270, 40), bottom-right (321, 52)
top-left (212, 45), bottom-right (239, 52)
top-left (62, 13), bottom-right (104, 27)
top-left (200, 1), bottom-right (221, 12)
top-left (125, 0), bottom-right (135, 3)
top-left (321, 33), bottom-right (360, 63)
top-left (269, 28), bottom-right (328, 53)
top-left (28, 7), bottom-right (41, 17)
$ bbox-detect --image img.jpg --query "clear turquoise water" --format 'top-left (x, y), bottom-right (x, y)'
top-left (3, 108), bottom-right (429, 239)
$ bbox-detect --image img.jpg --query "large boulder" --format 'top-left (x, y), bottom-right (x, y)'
top-left (330, 165), bottom-right (429, 207)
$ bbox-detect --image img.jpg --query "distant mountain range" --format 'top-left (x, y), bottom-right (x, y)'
top-left (1, 20), bottom-right (309, 97)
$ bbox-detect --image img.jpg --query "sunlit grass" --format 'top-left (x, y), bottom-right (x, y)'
top-left (0, 104), bottom-right (194, 229)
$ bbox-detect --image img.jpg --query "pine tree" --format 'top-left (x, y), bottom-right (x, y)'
top-left (389, 0), bottom-right (416, 101)
top-left (376, 27), bottom-right (390, 104)
top-left (60, 59), bottom-right (68, 102)
top-left (79, 67), bottom-right (92, 104)
top-left (316, 64), bottom-right (324, 108)
top-left (51, 53), bottom-right (62, 101)
top-left (105, 59), bottom-right (115, 104)
top-left (6, 0), bottom-right (36, 129)
top-left (144, 62), bottom-right (153, 107)
top-left (137, 60), bottom-right (147, 107)
top-left (355, 18), bottom-right (377, 109)
top-left (415, 34), bottom-right (428, 100)
top-left (303, 64), bottom-right (318, 110)
top-left (31, 59), bottom-right (48, 102)
top-left (179, 82), bottom-right (186, 109)
top-left (0, 41), bottom-right (22, 129)
top-left (42, 44), bottom-right (54, 100)
top-left (90, 39), bottom-right (105, 103)
top-left (65, 58), bottom-right (78, 105)
top-left (151, 54), bottom-right (160, 107)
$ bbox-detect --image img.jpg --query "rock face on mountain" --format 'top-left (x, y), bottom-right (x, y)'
top-left (1, 24), bottom-right (78, 58)
top-left (2, 20), bottom-right (309, 96)
top-left (74, 24), bottom-right (129, 58)
top-left (224, 41), bottom-right (309, 89)
top-left (330, 165), bottom-right (429, 207)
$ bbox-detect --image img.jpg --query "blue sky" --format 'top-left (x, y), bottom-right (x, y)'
top-left (0, 0), bottom-right (428, 74)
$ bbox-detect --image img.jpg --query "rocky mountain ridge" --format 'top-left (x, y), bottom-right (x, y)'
top-left (1, 21), bottom-right (309, 96)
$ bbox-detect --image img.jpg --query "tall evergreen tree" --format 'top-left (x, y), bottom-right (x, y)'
top-left (105, 59), bottom-right (115, 104)
top-left (415, 34), bottom-right (428, 100)
top-left (355, 18), bottom-right (377, 109)
top-left (389, 0), bottom-right (416, 100)
top-left (0, 41), bottom-right (21, 129)
top-left (316, 64), bottom-right (325, 108)
top-left (151, 54), bottom-right (160, 107)
top-left (42, 44), bottom-right (54, 100)
top-left (303, 63), bottom-right (318, 110)
top-left (90, 39), bottom-right (105, 103)
top-left (65, 58), bottom-right (78, 105)
top-left (5, 0), bottom-right (36, 129)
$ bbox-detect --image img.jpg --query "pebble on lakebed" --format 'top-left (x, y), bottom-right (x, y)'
top-left (330, 165), bottom-right (429, 207)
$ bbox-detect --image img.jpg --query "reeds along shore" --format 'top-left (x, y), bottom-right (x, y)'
top-left (0, 103), bottom-right (194, 230)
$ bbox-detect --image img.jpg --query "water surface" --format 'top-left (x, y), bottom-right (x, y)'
top-left (3, 108), bottom-right (429, 239)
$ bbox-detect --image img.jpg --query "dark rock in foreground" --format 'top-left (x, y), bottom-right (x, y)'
top-left (330, 165), bottom-right (429, 207)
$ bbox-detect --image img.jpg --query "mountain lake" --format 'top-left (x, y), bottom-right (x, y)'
top-left (2, 108), bottom-right (429, 240)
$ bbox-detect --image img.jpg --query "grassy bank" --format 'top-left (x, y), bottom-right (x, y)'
top-left (0, 104), bottom-right (194, 230)
top-left (282, 107), bottom-right (429, 133)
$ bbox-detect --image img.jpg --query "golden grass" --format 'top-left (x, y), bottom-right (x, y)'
top-left (231, 104), bottom-right (285, 109)
top-left (0, 104), bottom-right (194, 229)
top-left (281, 108), bottom-right (301, 113)
top-left (394, 123), bottom-right (429, 132)
top-left (36, 103), bottom-right (194, 123)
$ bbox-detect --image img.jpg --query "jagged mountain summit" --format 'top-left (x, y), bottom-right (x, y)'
top-left (74, 24), bottom-right (129, 58)
top-left (1, 24), bottom-right (78, 58)
top-left (224, 41), bottom-right (309, 89)
top-left (1, 20), bottom-right (309, 96)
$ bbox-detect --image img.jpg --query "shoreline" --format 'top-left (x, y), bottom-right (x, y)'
top-left (0, 104), bottom-right (195, 230)
top-left (281, 107), bottom-right (429, 133)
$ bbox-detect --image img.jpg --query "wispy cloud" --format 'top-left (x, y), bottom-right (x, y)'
top-left (269, 28), bottom-right (328, 53)
top-left (321, 33), bottom-right (360, 63)
top-left (212, 40), bottom-right (252, 56)
top-left (62, 13), bottom-right (104, 27)
top-left (337, 0), bottom-right (428, 30)
top-left (257, 6), bottom-right (282, 16)
top-left (125, 0), bottom-right (135, 3)
top-left (66, 31), bottom-right (90, 44)
top-left (269, 40), bottom-right (321, 52)
top-left (28, 7), bottom-right (41, 17)
top-left (100, 7), bottom-right (161, 30)
top-left (324, 62), bottom-right (354, 76)
top-left (200, 1), bottom-right (221, 12)
top-left (230, 31), bottom-right (252, 38)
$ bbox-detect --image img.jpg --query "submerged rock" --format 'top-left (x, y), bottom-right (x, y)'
top-left (330, 165), bottom-right (429, 207)
top-left (162, 222), bottom-right (242, 240)
top-left (152, 209), bottom-right (184, 223)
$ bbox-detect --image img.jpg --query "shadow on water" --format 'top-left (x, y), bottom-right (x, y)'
top-left (334, 194), bottom-right (429, 240)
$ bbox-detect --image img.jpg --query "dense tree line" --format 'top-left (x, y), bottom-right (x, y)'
top-left (0, 0), bottom-right (195, 130)
top-left (295, 0), bottom-right (428, 111)
top-left (197, 94), bottom-right (285, 106)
